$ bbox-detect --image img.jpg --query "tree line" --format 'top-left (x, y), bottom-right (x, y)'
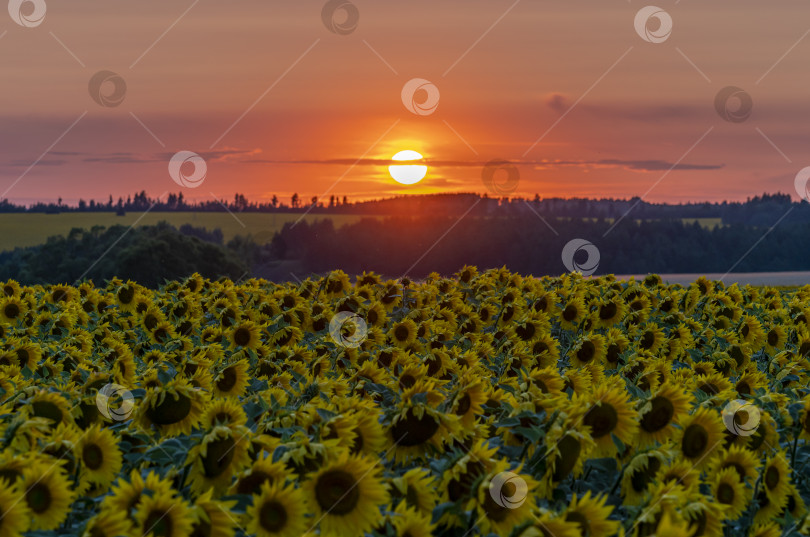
top-left (2, 214), bottom-right (809, 286)
top-left (2, 191), bottom-right (809, 228)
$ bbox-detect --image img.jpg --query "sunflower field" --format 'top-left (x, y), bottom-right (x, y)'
top-left (1, 269), bottom-right (810, 537)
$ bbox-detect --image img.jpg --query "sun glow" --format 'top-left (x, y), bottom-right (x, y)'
top-left (388, 150), bottom-right (427, 185)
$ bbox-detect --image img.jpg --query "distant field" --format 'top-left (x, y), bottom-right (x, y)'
top-left (0, 213), bottom-right (725, 252)
top-left (0, 212), bottom-right (371, 251)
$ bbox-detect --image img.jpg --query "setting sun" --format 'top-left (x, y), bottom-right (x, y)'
top-left (389, 150), bottom-right (427, 185)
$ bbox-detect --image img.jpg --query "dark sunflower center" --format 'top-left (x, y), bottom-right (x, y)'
top-left (144, 314), bottom-right (158, 331)
top-left (236, 470), bottom-right (272, 495)
top-left (454, 394), bottom-right (472, 416)
top-left (532, 341), bottom-right (549, 355)
top-left (606, 344), bottom-right (620, 364)
top-left (640, 396), bottom-right (674, 433)
top-left (576, 341), bottom-right (596, 363)
top-left (640, 332), bottom-right (655, 349)
top-left (4, 303), bottom-right (20, 319)
top-left (566, 512), bottom-right (591, 537)
top-left (202, 437), bottom-right (236, 478)
top-left (721, 462), bottom-right (747, 481)
top-left (31, 400), bottom-right (62, 426)
top-left (399, 374), bottom-right (416, 389)
top-left (481, 488), bottom-right (511, 522)
top-left (233, 327), bottom-right (252, 347)
top-left (562, 305), bottom-right (578, 322)
top-left (259, 501), bottom-right (288, 532)
top-left (390, 409), bottom-right (440, 447)
top-left (0, 468), bottom-right (21, 484)
top-left (736, 381), bottom-right (750, 395)
top-left (515, 323), bottom-right (536, 341)
top-left (681, 424), bottom-right (709, 459)
top-left (144, 509), bottom-right (173, 537)
top-left (189, 520), bottom-right (212, 537)
top-left (630, 457), bottom-right (661, 492)
top-left (315, 470), bottom-right (359, 515)
top-left (145, 392), bottom-right (192, 425)
top-left (765, 466), bottom-right (780, 490)
top-left (117, 286), bottom-right (135, 304)
top-left (216, 367), bottom-right (238, 393)
top-left (394, 325), bottom-right (410, 342)
top-left (767, 330), bottom-right (779, 346)
top-left (583, 404), bottom-right (618, 438)
top-left (716, 482), bottom-right (736, 504)
top-left (552, 435), bottom-right (581, 482)
top-left (26, 482), bottom-right (52, 513)
top-left (599, 302), bottom-right (617, 320)
top-left (82, 444), bottom-right (104, 470)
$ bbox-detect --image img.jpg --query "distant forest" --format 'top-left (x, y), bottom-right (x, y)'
top-left (2, 191), bottom-right (810, 227)
top-left (2, 208), bottom-right (810, 286)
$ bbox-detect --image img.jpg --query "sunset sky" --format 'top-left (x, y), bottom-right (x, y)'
top-left (2, 0), bottom-right (810, 205)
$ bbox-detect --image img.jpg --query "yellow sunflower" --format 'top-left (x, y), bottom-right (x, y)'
top-left (20, 460), bottom-right (75, 531)
top-left (389, 319), bottom-right (418, 349)
top-left (570, 333), bottom-right (606, 368)
top-left (0, 483), bottom-right (30, 536)
top-left (636, 382), bottom-right (692, 447)
top-left (761, 453), bottom-right (792, 508)
top-left (245, 481), bottom-right (308, 537)
top-left (579, 380), bottom-right (638, 457)
top-left (675, 407), bottom-right (725, 469)
top-left (229, 320), bottom-right (262, 349)
top-left (303, 450), bottom-right (388, 537)
top-left (189, 490), bottom-right (236, 537)
top-left (137, 378), bottom-right (205, 437)
top-left (186, 425), bottom-right (252, 496)
top-left (75, 423), bottom-right (122, 488)
top-left (563, 491), bottom-right (619, 537)
top-left (710, 467), bottom-right (748, 519)
top-left (134, 488), bottom-right (194, 537)
top-left (212, 359), bottom-right (250, 398)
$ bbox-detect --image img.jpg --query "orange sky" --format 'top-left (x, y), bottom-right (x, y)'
top-left (2, 1), bottom-right (810, 205)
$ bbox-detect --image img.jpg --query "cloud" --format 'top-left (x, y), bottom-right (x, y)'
top-left (546, 93), bottom-right (570, 113)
